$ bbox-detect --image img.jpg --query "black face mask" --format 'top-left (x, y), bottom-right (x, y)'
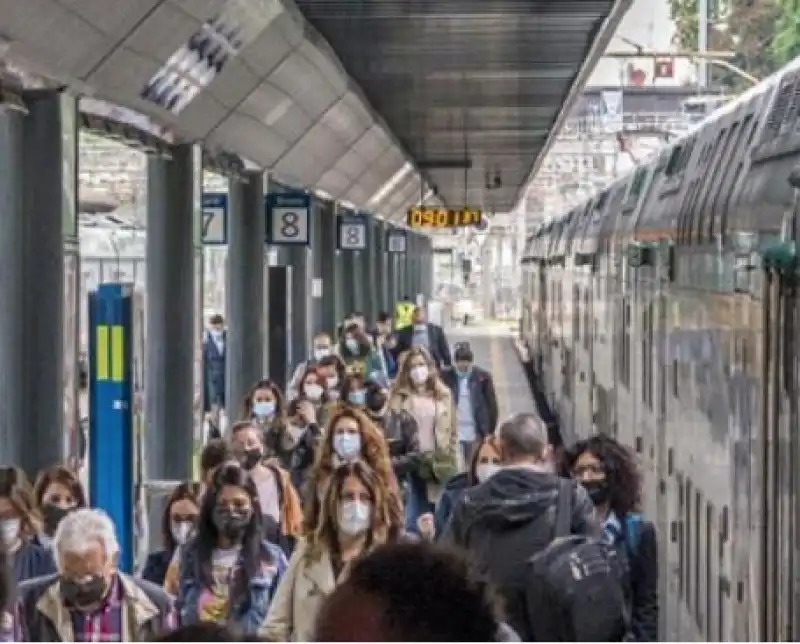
top-left (366, 390), bottom-right (387, 413)
top-left (60, 575), bottom-right (107, 608)
top-left (582, 480), bottom-right (610, 506)
top-left (240, 449), bottom-right (263, 471)
top-left (212, 507), bottom-right (251, 540)
top-left (42, 504), bottom-right (71, 534)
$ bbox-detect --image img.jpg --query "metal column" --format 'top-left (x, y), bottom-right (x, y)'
top-left (20, 92), bottom-right (78, 476)
top-left (339, 229), bottom-right (356, 319)
top-left (145, 144), bottom-right (200, 488)
top-left (309, 197), bottom-right (325, 337)
top-left (0, 103), bottom-right (26, 467)
top-left (374, 219), bottom-right (389, 313)
top-left (284, 242), bottom-right (311, 364)
top-left (318, 201), bottom-right (340, 336)
top-left (226, 173), bottom-right (266, 415)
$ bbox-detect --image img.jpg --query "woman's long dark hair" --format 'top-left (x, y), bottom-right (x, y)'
top-left (194, 463), bottom-right (266, 601)
top-left (161, 481), bottom-right (203, 553)
top-left (562, 434), bottom-right (642, 517)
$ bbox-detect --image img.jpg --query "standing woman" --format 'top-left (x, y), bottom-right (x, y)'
top-left (388, 346), bottom-right (457, 534)
top-left (176, 463), bottom-right (288, 634)
top-left (303, 407), bottom-right (404, 533)
top-left (317, 355), bottom-right (346, 403)
top-left (262, 461), bottom-right (402, 641)
top-left (142, 481), bottom-right (203, 590)
top-left (241, 379), bottom-right (295, 469)
top-left (562, 435), bottom-right (658, 641)
top-left (31, 465), bottom-right (87, 550)
top-left (0, 467), bottom-right (56, 583)
top-left (337, 323), bottom-right (383, 380)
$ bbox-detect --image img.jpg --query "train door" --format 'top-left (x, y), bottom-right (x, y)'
top-left (752, 260), bottom-right (797, 641)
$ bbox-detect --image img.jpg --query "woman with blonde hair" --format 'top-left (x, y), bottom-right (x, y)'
top-left (388, 346), bottom-right (457, 535)
top-left (302, 407), bottom-right (403, 532)
top-left (261, 461), bottom-right (402, 641)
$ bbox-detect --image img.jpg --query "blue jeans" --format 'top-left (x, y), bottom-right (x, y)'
top-left (404, 474), bottom-right (435, 534)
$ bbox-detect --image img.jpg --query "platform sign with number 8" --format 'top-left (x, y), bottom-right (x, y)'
top-left (387, 229), bottom-right (407, 253)
top-left (265, 192), bottom-right (311, 245)
top-left (337, 213), bottom-right (368, 251)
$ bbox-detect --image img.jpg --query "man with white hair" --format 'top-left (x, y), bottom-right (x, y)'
top-left (11, 508), bottom-right (175, 641)
top-left (442, 413), bottom-right (598, 639)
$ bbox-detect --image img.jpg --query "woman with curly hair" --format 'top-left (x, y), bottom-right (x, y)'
top-left (302, 407), bottom-right (403, 532)
top-left (261, 461), bottom-right (402, 641)
top-left (562, 434), bottom-right (658, 641)
top-left (241, 379), bottom-right (295, 469)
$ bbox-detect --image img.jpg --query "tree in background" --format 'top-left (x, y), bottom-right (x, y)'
top-left (772, 0), bottom-right (800, 66)
top-left (667, 0), bottom-right (797, 90)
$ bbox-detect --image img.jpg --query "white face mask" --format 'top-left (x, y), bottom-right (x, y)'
top-left (304, 383), bottom-right (324, 402)
top-left (170, 521), bottom-right (193, 545)
top-left (314, 347), bottom-right (331, 361)
top-left (338, 501), bottom-right (372, 536)
top-left (0, 518), bottom-right (20, 546)
top-left (410, 365), bottom-right (429, 384)
top-left (476, 463), bottom-right (500, 483)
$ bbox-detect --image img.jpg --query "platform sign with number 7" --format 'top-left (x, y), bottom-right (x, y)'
top-left (387, 229), bottom-right (407, 253)
top-left (337, 213), bottom-right (369, 251)
top-left (265, 192), bottom-right (311, 246)
top-left (202, 193), bottom-right (228, 245)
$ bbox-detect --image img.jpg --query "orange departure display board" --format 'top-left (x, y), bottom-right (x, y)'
top-left (406, 206), bottom-right (482, 229)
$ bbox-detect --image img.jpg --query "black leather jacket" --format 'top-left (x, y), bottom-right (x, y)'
top-left (369, 408), bottom-right (420, 479)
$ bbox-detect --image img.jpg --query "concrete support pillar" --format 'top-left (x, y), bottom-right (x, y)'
top-left (284, 242), bottom-right (312, 364)
top-left (226, 173), bottom-right (266, 416)
top-left (407, 232), bottom-right (418, 300)
top-left (385, 224), bottom-right (398, 309)
top-left (145, 144), bottom-right (201, 489)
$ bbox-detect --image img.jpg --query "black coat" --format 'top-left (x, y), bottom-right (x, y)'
top-left (442, 468), bottom-right (598, 638)
top-left (393, 323), bottom-right (452, 368)
top-left (441, 366), bottom-right (499, 437)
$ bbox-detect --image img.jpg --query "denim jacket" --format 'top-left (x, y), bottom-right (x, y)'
top-left (176, 539), bottom-right (288, 635)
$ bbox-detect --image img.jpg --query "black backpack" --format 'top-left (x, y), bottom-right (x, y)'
top-left (524, 480), bottom-right (631, 641)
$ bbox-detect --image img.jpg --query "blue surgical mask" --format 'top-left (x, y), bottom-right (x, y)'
top-left (345, 338), bottom-right (359, 353)
top-left (457, 366), bottom-right (471, 378)
top-left (252, 401), bottom-right (276, 419)
top-left (348, 390), bottom-right (366, 406)
top-left (333, 433), bottom-right (361, 461)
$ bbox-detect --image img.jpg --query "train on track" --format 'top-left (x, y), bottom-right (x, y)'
top-left (520, 56), bottom-right (800, 642)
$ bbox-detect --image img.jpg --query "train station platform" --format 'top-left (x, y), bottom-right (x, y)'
top-left (0, 0), bottom-right (632, 568)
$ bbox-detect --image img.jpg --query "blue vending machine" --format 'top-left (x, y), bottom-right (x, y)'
top-left (88, 283), bottom-right (146, 573)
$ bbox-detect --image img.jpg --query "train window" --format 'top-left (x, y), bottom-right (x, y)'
top-left (708, 119), bottom-right (746, 239)
top-left (665, 144), bottom-right (684, 177)
top-left (693, 127), bottom-right (729, 242)
top-left (678, 477), bottom-right (686, 599)
top-left (706, 502), bottom-right (716, 641)
top-left (685, 478), bottom-right (693, 613)
top-left (583, 290), bottom-right (590, 350)
top-left (695, 490), bottom-right (705, 632)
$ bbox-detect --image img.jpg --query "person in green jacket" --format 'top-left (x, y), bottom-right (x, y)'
top-left (337, 322), bottom-right (384, 380)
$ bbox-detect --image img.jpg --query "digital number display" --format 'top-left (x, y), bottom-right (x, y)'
top-left (406, 207), bottom-right (483, 229)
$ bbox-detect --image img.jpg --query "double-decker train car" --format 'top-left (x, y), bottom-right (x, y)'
top-left (521, 55), bottom-right (800, 642)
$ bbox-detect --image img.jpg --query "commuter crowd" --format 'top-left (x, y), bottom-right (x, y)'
top-left (0, 303), bottom-right (658, 641)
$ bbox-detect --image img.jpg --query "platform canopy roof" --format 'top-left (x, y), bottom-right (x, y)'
top-left (0, 0), bottom-right (629, 221)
